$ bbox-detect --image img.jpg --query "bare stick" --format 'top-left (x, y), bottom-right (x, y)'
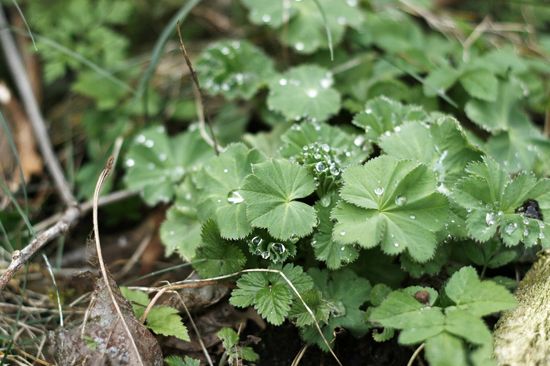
top-left (92, 156), bottom-right (144, 366)
top-left (407, 343), bottom-right (425, 366)
top-left (0, 6), bottom-right (75, 206)
top-left (0, 189), bottom-right (136, 292)
top-left (176, 22), bottom-right (219, 155)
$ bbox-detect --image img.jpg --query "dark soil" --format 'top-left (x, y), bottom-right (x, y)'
top-left (254, 323), bottom-right (411, 366)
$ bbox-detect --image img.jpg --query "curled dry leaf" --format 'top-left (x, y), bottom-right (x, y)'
top-left (0, 81), bottom-right (43, 191)
top-left (50, 273), bottom-right (163, 366)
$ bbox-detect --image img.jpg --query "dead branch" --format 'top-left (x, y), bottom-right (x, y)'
top-left (0, 189), bottom-right (136, 292)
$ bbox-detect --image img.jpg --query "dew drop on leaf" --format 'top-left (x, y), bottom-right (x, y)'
top-left (340, 231), bottom-right (346, 236)
top-left (223, 168), bottom-right (229, 173)
top-left (227, 190), bottom-right (244, 204)
top-left (315, 162), bottom-right (326, 172)
top-left (395, 196), bottom-right (407, 206)
top-left (295, 42), bottom-right (305, 51)
top-left (279, 78), bottom-right (288, 86)
top-left (393, 242), bottom-right (399, 247)
top-left (262, 14), bottom-right (271, 23)
top-left (409, 215), bottom-right (416, 220)
top-left (125, 158), bottom-right (135, 167)
top-left (504, 223), bottom-right (518, 235)
top-left (485, 212), bottom-right (496, 226)
top-left (306, 89), bottom-right (318, 98)
top-left (374, 187), bottom-right (384, 196)
top-left (353, 136), bottom-right (365, 147)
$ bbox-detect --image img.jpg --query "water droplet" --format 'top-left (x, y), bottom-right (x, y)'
top-left (158, 153), bottom-right (167, 161)
top-left (365, 108), bottom-right (372, 114)
top-left (223, 168), bottom-right (229, 173)
top-left (125, 159), bottom-right (135, 167)
top-left (394, 126), bottom-right (401, 132)
top-left (539, 232), bottom-right (545, 240)
top-left (320, 76), bottom-right (333, 89)
top-left (295, 42), bottom-right (305, 51)
top-left (271, 243), bottom-right (286, 254)
top-left (279, 78), bottom-right (288, 86)
top-left (337, 16), bottom-right (347, 25)
top-left (315, 162), bottom-right (326, 172)
top-left (395, 196), bottom-right (407, 206)
top-left (505, 223), bottom-right (518, 235)
top-left (261, 251), bottom-right (271, 259)
top-left (329, 165), bottom-right (340, 176)
top-left (169, 230), bottom-right (175, 236)
top-left (374, 187), bottom-right (384, 196)
top-left (485, 212), bottom-right (496, 226)
top-left (409, 215), bottom-right (416, 220)
top-left (136, 134), bottom-right (146, 143)
top-left (340, 231), bottom-right (346, 236)
top-left (262, 14), bottom-right (271, 23)
top-left (524, 229), bottom-right (529, 237)
top-left (321, 144), bottom-right (330, 152)
top-left (307, 89), bottom-right (318, 98)
top-left (346, 0), bottom-right (358, 6)
top-left (221, 47), bottom-right (230, 55)
top-left (354, 136), bottom-right (365, 147)
top-left (227, 190), bottom-right (244, 204)
top-left (393, 242), bottom-right (399, 247)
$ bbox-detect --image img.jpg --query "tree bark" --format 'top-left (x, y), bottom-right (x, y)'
top-left (494, 249), bottom-right (550, 365)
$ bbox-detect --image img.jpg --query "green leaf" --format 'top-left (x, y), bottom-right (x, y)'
top-left (124, 126), bottom-right (213, 205)
top-left (218, 327), bottom-right (239, 349)
top-left (380, 116), bottom-right (482, 189)
top-left (333, 156), bottom-right (449, 262)
top-left (230, 264), bottom-right (313, 325)
top-left (452, 157), bottom-right (550, 245)
top-left (288, 289), bottom-right (330, 327)
top-left (146, 306), bottom-right (190, 341)
top-left (196, 40), bottom-right (276, 100)
top-left (160, 206), bottom-right (201, 261)
top-left (444, 309), bottom-right (492, 345)
top-left (465, 80), bottom-right (525, 132)
top-left (423, 66), bottom-right (461, 97)
top-left (242, 159), bottom-right (317, 240)
top-left (312, 202), bottom-right (359, 269)
top-left (352, 96), bottom-right (428, 143)
top-left (425, 333), bottom-right (467, 366)
top-left (301, 269), bottom-right (370, 350)
top-left (120, 287), bottom-right (149, 319)
top-left (444, 266), bottom-right (516, 317)
top-left (194, 221), bottom-right (247, 278)
top-left (460, 68), bottom-right (499, 102)
top-left (267, 65), bottom-right (341, 122)
top-left (165, 356), bottom-right (200, 366)
top-left (196, 143), bottom-right (264, 239)
top-left (241, 0), bottom-right (363, 53)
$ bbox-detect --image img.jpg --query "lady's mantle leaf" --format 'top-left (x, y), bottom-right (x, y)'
top-left (124, 126), bottom-right (213, 205)
top-left (352, 96), bottom-right (428, 143)
top-left (194, 221), bottom-right (246, 278)
top-left (333, 155), bottom-right (449, 262)
top-left (267, 65), bottom-right (341, 122)
top-left (160, 206), bottom-right (201, 261)
top-left (196, 143), bottom-right (264, 239)
top-left (300, 269), bottom-right (371, 350)
top-left (146, 306), bottom-right (190, 341)
top-left (230, 264), bottom-right (313, 325)
top-left (240, 0), bottom-right (363, 54)
top-left (312, 202), bottom-right (359, 269)
top-left (196, 40), bottom-right (275, 100)
top-left (444, 266), bottom-right (517, 317)
top-left (452, 157), bottom-right (550, 246)
top-left (242, 159), bottom-right (317, 240)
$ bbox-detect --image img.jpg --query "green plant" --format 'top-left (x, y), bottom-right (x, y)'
top-left (108, 1), bottom-right (550, 365)
top-left (10, 0), bottom-right (550, 366)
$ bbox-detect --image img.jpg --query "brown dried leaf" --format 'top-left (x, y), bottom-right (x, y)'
top-left (50, 273), bottom-right (163, 366)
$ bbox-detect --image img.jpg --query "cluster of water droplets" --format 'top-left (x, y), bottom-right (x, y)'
top-left (276, 72), bottom-right (333, 103)
top-left (248, 235), bottom-right (295, 263)
top-left (200, 41), bottom-right (258, 95)
top-left (292, 141), bottom-right (349, 184)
